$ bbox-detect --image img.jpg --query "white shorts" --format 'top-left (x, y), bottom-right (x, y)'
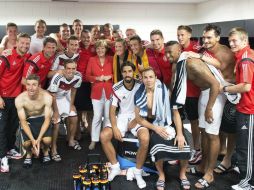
top-left (107, 113), bottom-right (143, 137)
top-left (198, 89), bottom-right (226, 135)
top-left (56, 96), bottom-right (77, 119)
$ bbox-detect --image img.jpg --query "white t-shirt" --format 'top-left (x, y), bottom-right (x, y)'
top-left (47, 72), bottom-right (82, 99)
top-left (111, 79), bottom-right (141, 115)
top-left (51, 52), bottom-right (79, 71)
top-left (29, 34), bottom-right (46, 55)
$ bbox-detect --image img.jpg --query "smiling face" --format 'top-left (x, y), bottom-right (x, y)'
top-left (165, 44), bottom-right (181, 63)
top-left (16, 37), bottom-right (31, 55)
top-left (228, 33), bottom-right (248, 53)
top-left (35, 22), bottom-right (47, 37)
top-left (81, 32), bottom-right (91, 47)
top-left (43, 42), bottom-right (57, 59)
top-left (202, 30), bottom-right (220, 50)
top-left (130, 39), bottom-right (142, 55)
top-left (63, 62), bottom-right (77, 80)
top-left (177, 29), bottom-right (191, 47)
top-left (26, 79), bottom-right (40, 98)
top-left (151, 34), bottom-right (164, 51)
top-left (115, 41), bottom-right (125, 56)
top-left (67, 39), bottom-right (79, 54)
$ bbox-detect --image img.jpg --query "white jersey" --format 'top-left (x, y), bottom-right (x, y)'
top-left (111, 79), bottom-right (141, 115)
top-left (51, 52), bottom-right (79, 71)
top-left (47, 72), bottom-right (82, 99)
top-left (29, 34), bottom-right (46, 55)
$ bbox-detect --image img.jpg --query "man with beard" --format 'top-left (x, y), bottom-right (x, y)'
top-left (0, 33), bottom-right (31, 172)
top-left (100, 61), bottom-right (148, 189)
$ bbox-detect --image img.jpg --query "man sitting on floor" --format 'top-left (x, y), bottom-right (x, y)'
top-left (15, 74), bottom-right (53, 168)
top-left (100, 61), bottom-right (149, 189)
top-left (135, 67), bottom-right (191, 190)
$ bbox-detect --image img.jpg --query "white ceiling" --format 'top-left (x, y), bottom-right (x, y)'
top-left (0, 0), bottom-right (213, 3)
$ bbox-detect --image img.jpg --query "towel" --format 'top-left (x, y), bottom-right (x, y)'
top-left (171, 52), bottom-right (188, 108)
top-left (134, 79), bottom-right (172, 126)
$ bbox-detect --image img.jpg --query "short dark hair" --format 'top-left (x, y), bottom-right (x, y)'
top-left (67, 35), bottom-right (79, 43)
top-left (82, 29), bottom-right (90, 34)
top-left (43, 37), bottom-right (57, 47)
top-left (120, 61), bottom-right (136, 72)
top-left (150, 29), bottom-right (163, 38)
top-left (63, 59), bottom-right (76, 68)
top-left (26, 74), bottom-right (40, 82)
top-left (73, 19), bottom-right (82, 25)
top-left (17, 33), bottom-right (31, 41)
top-left (6, 22), bottom-right (17, 29)
top-left (177, 25), bottom-right (192, 34)
top-left (165, 41), bottom-right (179, 47)
top-left (203, 24), bottom-right (221, 37)
top-left (129, 35), bottom-right (142, 44)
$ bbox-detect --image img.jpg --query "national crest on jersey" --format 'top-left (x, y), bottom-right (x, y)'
top-left (47, 72), bottom-right (82, 98)
top-left (51, 52), bottom-right (79, 71)
top-left (111, 79), bottom-right (141, 115)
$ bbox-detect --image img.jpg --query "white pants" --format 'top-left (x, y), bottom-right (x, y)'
top-left (198, 89), bottom-right (226, 135)
top-left (91, 90), bottom-right (110, 142)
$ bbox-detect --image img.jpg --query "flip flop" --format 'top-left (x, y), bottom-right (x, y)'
top-left (69, 142), bottom-right (82, 150)
top-left (180, 179), bottom-right (191, 190)
top-left (51, 154), bottom-right (62, 162)
top-left (195, 178), bottom-right (214, 189)
top-left (186, 167), bottom-right (204, 177)
top-left (214, 163), bottom-right (233, 174)
top-left (156, 180), bottom-right (165, 190)
top-left (42, 155), bottom-right (51, 164)
top-left (23, 158), bottom-right (32, 168)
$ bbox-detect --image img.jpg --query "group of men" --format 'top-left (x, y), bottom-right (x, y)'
top-left (0, 19), bottom-right (253, 190)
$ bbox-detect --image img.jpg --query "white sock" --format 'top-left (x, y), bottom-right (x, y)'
top-left (134, 167), bottom-right (146, 189)
top-left (108, 162), bottom-right (121, 181)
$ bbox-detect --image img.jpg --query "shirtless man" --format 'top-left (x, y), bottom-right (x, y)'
top-left (185, 25), bottom-right (235, 188)
top-left (15, 74), bottom-right (53, 168)
top-left (0, 23), bottom-right (18, 55)
top-left (135, 67), bottom-right (191, 190)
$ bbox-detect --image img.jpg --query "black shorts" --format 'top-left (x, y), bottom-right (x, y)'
top-left (74, 82), bottom-right (93, 111)
top-left (21, 116), bottom-right (52, 142)
top-left (184, 97), bottom-right (199, 120)
top-left (220, 100), bottom-right (237, 134)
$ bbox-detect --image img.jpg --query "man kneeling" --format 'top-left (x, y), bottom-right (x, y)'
top-left (100, 61), bottom-right (149, 188)
top-left (15, 74), bottom-right (53, 168)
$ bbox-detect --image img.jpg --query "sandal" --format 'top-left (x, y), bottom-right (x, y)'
top-left (69, 142), bottom-right (82, 151)
top-left (156, 180), bottom-right (165, 190)
top-left (51, 154), bottom-right (62, 162)
top-left (195, 178), bottom-right (214, 189)
top-left (180, 179), bottom-right (191, 190)
top-left (42, 155), bottom-right (51, 164)
top-left (186, 167), bottom-right (204, 177)
top-left (214, 163), bottom-right (233, 174)
top-left (23, 158), bottom-right (32, 168)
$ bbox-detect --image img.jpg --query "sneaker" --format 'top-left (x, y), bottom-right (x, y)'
top-left (108, 162), bottom-right (121, 181)
top-left (231, 183), bottom-right (253, 190)
top-left (7, 149), bottom-right (22, 160)
top-left (1, 156), bottom-right (9, 173)
top-left (133, 168), bottom-right (146, 189)
top-left (189, 149), bottom-right (202, 165)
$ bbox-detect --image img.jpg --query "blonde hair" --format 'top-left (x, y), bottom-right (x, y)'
top-left (229, 27), bottom-right (248, 42)
top-left (95, 39), bottom-right (108, 49)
